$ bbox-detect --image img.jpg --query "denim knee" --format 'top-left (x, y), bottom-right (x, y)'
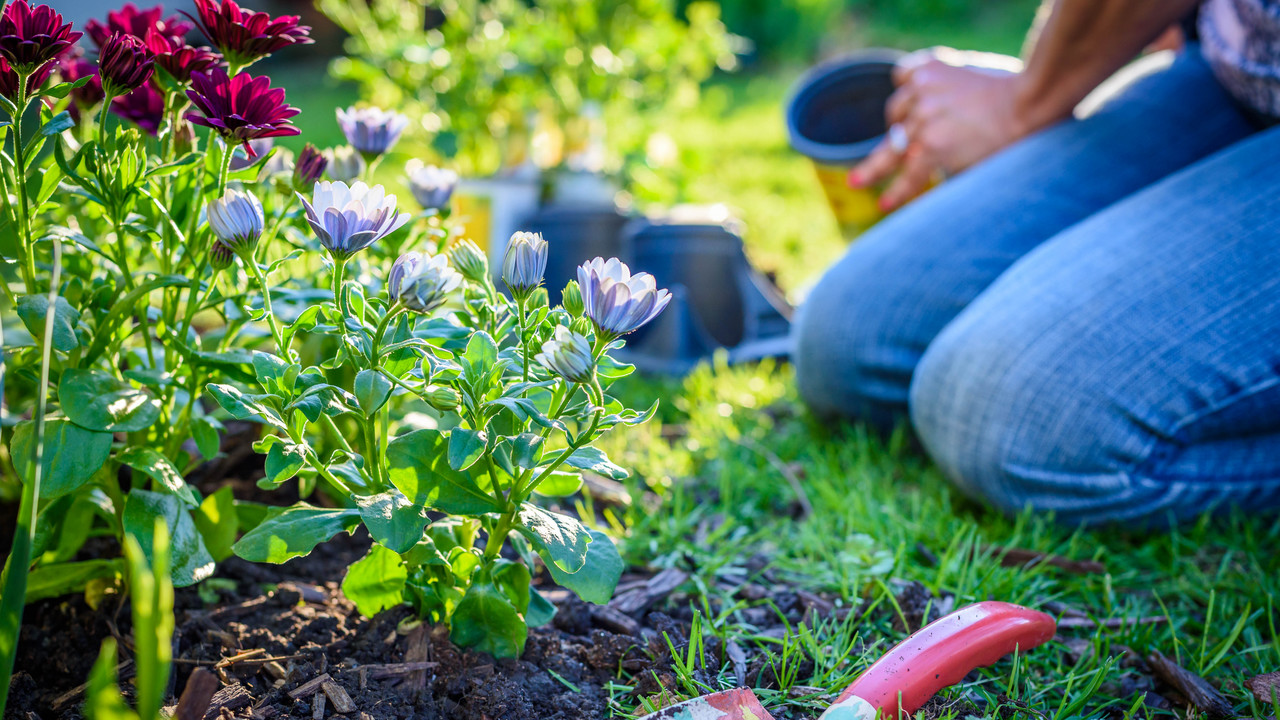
top-left (793, 251), bottom-right (922, 431)
top-left (908, 312), bottom-right (1171, 526)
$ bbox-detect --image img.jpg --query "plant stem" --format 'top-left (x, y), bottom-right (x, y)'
top-left (520, 409), bottom-right (602, 498)
top-left (248, 256), bottom-right (286, 356)
top-left (11, 75), bottom-right (36, 293)
top-left (0, 238), bottom-right (62, 715)
top-left (362, 416), bottom-right (383, 489)
top-left (517, 296), bottom-right (530, 385)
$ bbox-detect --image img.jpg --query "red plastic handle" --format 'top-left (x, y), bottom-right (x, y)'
top-left (822, 601), bottom-right (1056, 719)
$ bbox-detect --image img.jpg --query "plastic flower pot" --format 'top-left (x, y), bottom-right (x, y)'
top-left (618, 208), bottom-right (793, 374)
top-left (455, 174), bottom-right (543, 282)
top-left (785, 48), bottom-right (904, 239)
top-left (522, 203), bottom-right (631, 305)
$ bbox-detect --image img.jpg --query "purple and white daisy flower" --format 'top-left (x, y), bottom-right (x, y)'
top-left (577, 257), bottom-right (672, 339)
top-left (298, 181), bottom-right (411, 260)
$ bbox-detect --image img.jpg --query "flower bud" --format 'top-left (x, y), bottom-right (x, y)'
top-left (561, 280), bottom-right (584, 316)
top-left (293, 143), bottom-right (327, 192)
top-left (207, 188), bottom-right (264, 256)
top-left (388, 251), bottom-right (462, 314)
top-left (426, 385), bottom-right (460, 411)
top-left (501, 231), bottom-right (547, 300)
top-left (98, 33), bottom-right (155, 96)
top-left (324, 145), bottom-right (365, 182)
top-left (570, 316), bottom-right (594, 338)
top-left (209, 239), bottom-right (236, 271)
top-left (448, 238), bottom-right (488, 285)
top-left (535, 326), bottom-right (595, 384)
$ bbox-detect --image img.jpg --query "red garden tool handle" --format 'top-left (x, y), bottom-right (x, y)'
top-left (821, 601), bottom-right (1057, 719)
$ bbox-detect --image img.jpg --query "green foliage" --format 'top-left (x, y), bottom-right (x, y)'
top-left (317, 0), bottom-right (737, 177)
top-left (85, 521), bottom-right (175, 720)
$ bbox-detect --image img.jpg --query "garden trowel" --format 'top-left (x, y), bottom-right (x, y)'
top-left (637, 601), bottom-right (1056, 720)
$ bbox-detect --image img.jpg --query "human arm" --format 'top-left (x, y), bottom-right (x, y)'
top-left (852, 0), bottom-right (1202, 210)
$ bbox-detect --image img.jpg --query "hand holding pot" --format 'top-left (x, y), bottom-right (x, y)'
top-left (849, 47), bottom-right (1026, 211)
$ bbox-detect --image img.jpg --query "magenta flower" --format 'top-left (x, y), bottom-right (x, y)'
top-left (85, 3), bottom-right (191, 47)
top-left (111, 81), bottom-right (166, 134)
top-left (0, 54), bottom-right (53, 100)
top-left (144, 28), bottom-right (222, 86)
top-left (0, 0), bottom-right (82, 73)
top-left (98, 33), bottom-right (155, 96)
top-left (185, 68), bottom-right (299, 153)
top-left (188, 0), bottom-right (312, 70)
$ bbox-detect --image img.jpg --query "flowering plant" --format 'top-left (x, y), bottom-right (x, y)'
top-left (0, 1), bottom-right (666, 696)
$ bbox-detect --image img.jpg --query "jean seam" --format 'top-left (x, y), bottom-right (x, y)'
top-left (1131, 374), bottom-right (1280, 484)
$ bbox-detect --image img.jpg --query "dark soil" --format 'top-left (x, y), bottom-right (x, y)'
top-left (4, 526), bottom-right (703, 720)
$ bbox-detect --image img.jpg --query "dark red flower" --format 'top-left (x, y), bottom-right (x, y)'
top-left (185, 68), bottom-right (299, 151)
top-left (144, 27), bottom-right (222, 85)
top-left (98, 32), bottom-right (155, 96)
top-left (0, 54), bottom-right (52, 99)
top-left (111, 80), bottom-right (166, 134)
top-left (85, 3), bottom-right (191, 47)
top-left (188, 0), bottom-right (312, 70)
top-left (0, 0), bottom-right (82, 72)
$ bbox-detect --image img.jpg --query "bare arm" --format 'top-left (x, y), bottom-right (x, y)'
top-left (852, 0), bottom-right (1202, 210)
top-left (1013, 0), bottom-right (1201, 132)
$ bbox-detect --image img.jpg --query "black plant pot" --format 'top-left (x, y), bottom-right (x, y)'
top-left (522, 204), bottom-right (631, 304)
top-left (618, 216), bottom-right (793, 374)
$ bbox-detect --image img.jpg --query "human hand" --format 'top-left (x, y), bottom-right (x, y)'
top-left (849, 48), bottom-right (1027, 211)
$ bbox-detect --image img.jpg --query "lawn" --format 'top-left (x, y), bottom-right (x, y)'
top-left (257, 4), bottom-right (1280, 717)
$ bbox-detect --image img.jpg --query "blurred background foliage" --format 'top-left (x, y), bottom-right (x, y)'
top-left (283, 0), bottom-right (1040, 295)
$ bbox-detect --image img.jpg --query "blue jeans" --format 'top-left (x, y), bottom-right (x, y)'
top-left (793, 48), bottom-right (1280, 525)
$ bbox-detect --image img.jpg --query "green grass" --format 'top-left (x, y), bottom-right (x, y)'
top-left (597, 360), bottom-right (1279, 719)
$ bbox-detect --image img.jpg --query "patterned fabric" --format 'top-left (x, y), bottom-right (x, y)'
top-left (1199, 0), bottom-right (1280, 117)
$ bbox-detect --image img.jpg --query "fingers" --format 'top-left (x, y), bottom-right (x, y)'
top-left (848, 139), bottom-right (900, 188)
top-left (892, 48), bottom-right (936, 86)
top-left (879, 146), bottom-right (934, 211)
top-left (885, 85), bottom-right (916, 125)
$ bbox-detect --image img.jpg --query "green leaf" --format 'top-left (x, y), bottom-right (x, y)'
top-left (117, 448), bottom-right (198, 507)
top-left (526, 586), bottom-right (557, 627)
top-left (192, 416), bottom-right (221, 460)
top-left (39, 110), bottom-right (74, 136)
top-left (287, 383), bottom-right (359, 422)
top-left (59, 369), bottom-right (161, 433)
top-left (16, 294), bottom-right (79, 352)
top-left (232, 504), bottom-right (361, 563)
top-left (447, 428), bottom-right (487, 472)
top-left (449, 579), bottom-right (527, 658)
top-left (206, 383), bottom-right (287, 431)
top-left (122, 490), bottom-right (216, 587)
top-left (532, 471), bottom-right (582, 497)
top-left (262, 442), bottom-right (306, 490)
top-left (382, 314), bottom-right (418, 377)
top-left (25, 559), bottom-right (123, 603)
top-left (354, 491), bottom-right (429, 554)
top-left (543, 528), bottom-right (624, 605)
top-left (516, 505), bottom-right (590, 574)
top-left (354, 369), bottom-right (393, 416)
top-left (490, 558), bottom-right (531, 613)
top-left (191, 487), bottom-right (238, 562)
top-left (562, 446), bottom-right (629, 480)
top-left (11, 418), bottom-right (112, 499)
top-left (387, 429), bottom-right (503, 514)
top-left (341, 545), bottom-right (407, 617)
top-left (508, 434), bottom-right (544, 470)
